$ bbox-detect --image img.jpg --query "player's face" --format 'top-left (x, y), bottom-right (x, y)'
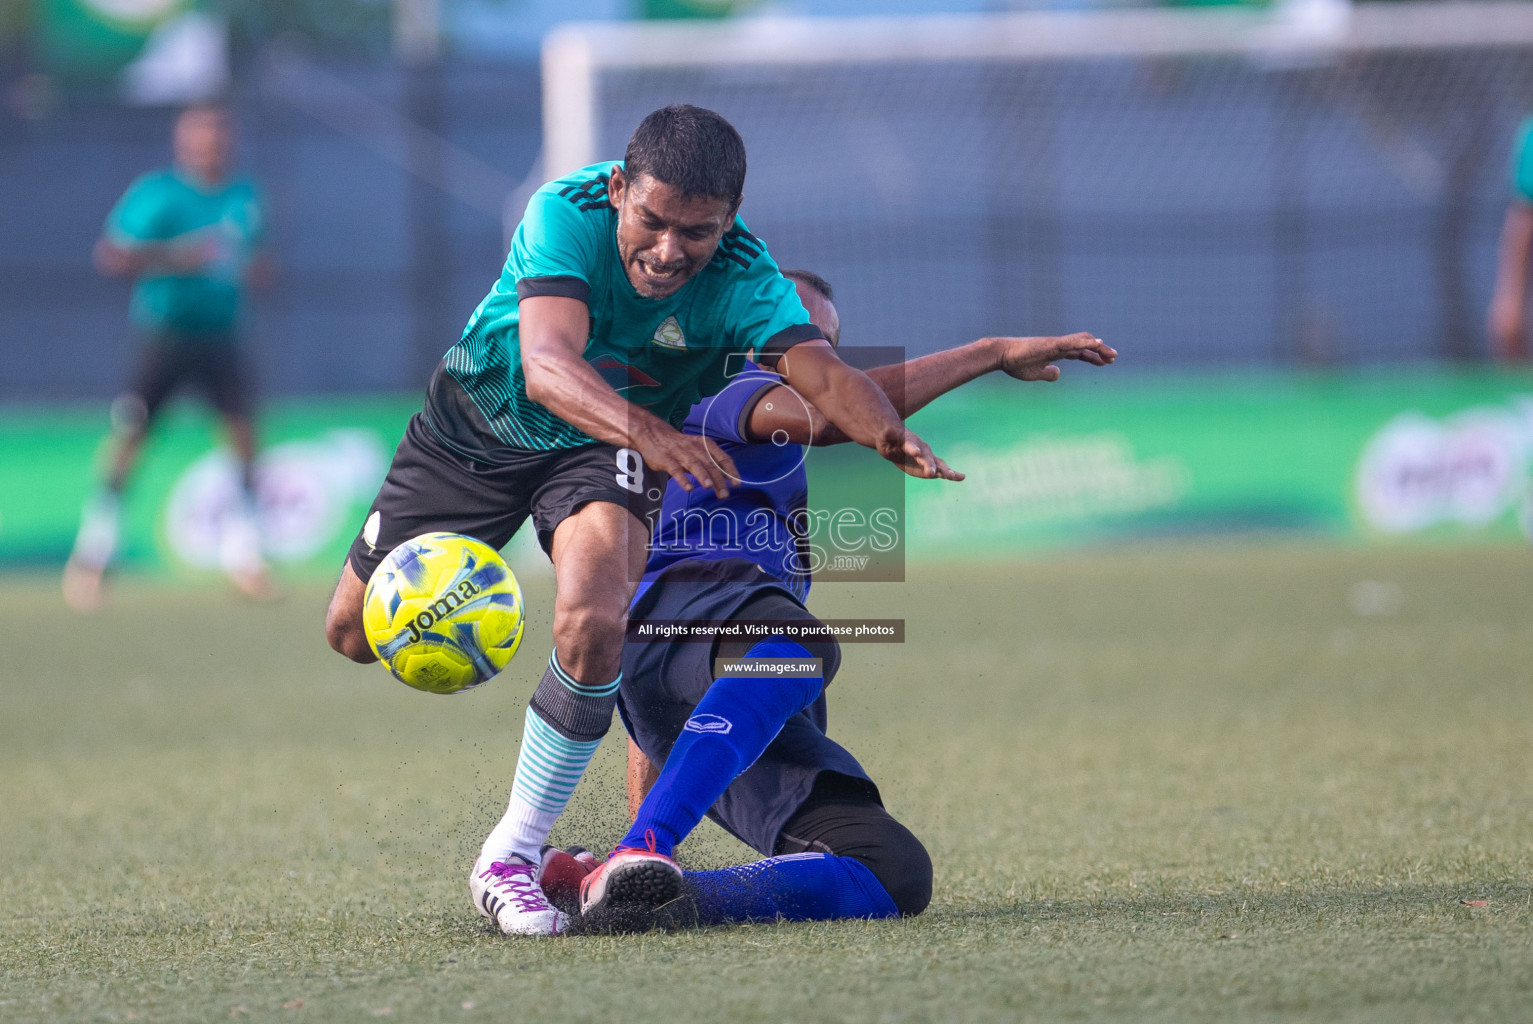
top-left (792, 280), bottom-right (841, 347)
top-left (175, 108), bottom-right (232, 184)
top-left (609, 167), bottom-right (736, 299)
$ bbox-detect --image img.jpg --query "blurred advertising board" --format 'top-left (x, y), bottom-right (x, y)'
top-left (901, 369), bottom-right (1533, 555)
top-left (0, 396), bottom-right (416, 578)
top-left (2, 372), bottom-right (1532, 583)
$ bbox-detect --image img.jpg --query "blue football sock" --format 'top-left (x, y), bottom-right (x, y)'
top-left (622, 638), bottom-right (823, 856)
top-left (684, 853), bottom-right (900, 924)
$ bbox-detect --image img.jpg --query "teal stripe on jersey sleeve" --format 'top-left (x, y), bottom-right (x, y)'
top-left (1515, 116), bottom-right (1533, 205)
top-left (444, 332), bottom-right (589, 451)
top-left (723, 231), bottom-right (817, 362)
top-left (509, 164), bottom-right (612, 286)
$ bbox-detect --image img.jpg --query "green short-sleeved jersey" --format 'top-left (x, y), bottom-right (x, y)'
top-left (106, 169), bottom-right (264, 339)
top-left (442, 162), bottom-right (823, 452)
top-left (1513, 116), bottom-right (1533, 205)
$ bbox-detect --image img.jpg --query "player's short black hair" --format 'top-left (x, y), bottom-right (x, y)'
top-left (624, 105), bottom-right (746, 206)
top-left (782, 268), bottom-right (834, 303)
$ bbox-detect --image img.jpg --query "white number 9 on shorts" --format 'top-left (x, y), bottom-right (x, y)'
top-left (615, 447), bottom-right (644, 494)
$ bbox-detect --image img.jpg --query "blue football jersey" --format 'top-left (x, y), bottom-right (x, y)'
top-left (643, 361), bottom-right (810, 600)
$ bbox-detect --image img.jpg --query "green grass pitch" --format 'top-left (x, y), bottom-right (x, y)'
top-left (3, 541), bottom-right (1532, 1023)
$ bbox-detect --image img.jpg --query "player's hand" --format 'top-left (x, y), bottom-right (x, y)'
top-left (637, 425), bottom-right (739, 499)
top-left (877, 429), bottom-right (963, 481)
top-left (93, 238), bottom-right (134, 278)
top-left (994, 332), bottom-right (1116, 382)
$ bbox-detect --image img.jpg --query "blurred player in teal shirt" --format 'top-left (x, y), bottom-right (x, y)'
top-left (64, 105), bottom-right (272, 610)
top-left (1490, 115), bottom-right (1533, 362)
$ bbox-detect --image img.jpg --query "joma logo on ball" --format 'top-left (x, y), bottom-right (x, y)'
top-left (403, 580), bottom-right (482, 643)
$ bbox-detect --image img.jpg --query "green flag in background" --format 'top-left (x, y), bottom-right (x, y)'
top-left (38, 0), bottom-right (189, 80)
top-left (639, 0), bottom-right (756, 20)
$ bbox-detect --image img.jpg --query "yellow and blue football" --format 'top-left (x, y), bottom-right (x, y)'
top-left (363, 532), bottom-right (525, 694)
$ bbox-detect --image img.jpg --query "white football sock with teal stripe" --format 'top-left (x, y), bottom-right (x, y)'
top-left (480, 650), bottom-right (620, 864)
top-left (70, 490), bottom-right (121, 571)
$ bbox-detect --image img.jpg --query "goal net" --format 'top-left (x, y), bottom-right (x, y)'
top-left (540, 2), bottom-right (1533, 368)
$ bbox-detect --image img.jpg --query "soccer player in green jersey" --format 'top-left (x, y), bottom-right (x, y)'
top-left (323, 105), bottom-right (958, 935)
top-left (1490, 114), bottom-right (1533, 361)
top-left (64, 104), bottom-right (271, 611)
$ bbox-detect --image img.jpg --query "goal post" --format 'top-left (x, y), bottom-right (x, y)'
top-left (540, 3), bottom-right (1533, 365)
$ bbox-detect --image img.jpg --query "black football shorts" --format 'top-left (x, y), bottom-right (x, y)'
top-left (346, 411), bottom-right (667, 582)
top-left (126, 335), bottom-right (253, 423)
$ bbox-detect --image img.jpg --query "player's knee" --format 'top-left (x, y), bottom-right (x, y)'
top-left (861, 821), bottom-right (932, 918)
top-left (324, 568), bottom-right (377, 664)
top-left (792, 796), bottom-right (934, 918)
top-left (109, 393), bottom-right (149, 439)
top-left (325, 609), bottom-right (375, 664)
top-left (881, 836), bottom-right (933, 918)
top-left (835, 810), bottom-right (931, 918)
top-left (551, 601), bottom-right (624, 668)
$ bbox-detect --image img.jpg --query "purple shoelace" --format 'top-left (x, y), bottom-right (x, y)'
top-left (483, 860), bottom-right (551, 913)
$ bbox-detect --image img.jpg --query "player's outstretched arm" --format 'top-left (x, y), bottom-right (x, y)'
top-left (519, 295), bottom-right (739, 497)
top-left (93, 237), bottom-right (209, 278)
top-left (772, 339), bottom-right (959, 480)
top-left (752, 333), bottom-right (1114, 447)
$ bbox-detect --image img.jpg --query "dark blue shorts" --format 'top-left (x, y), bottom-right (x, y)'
top-left (618, 557), bottom-right (880, 857)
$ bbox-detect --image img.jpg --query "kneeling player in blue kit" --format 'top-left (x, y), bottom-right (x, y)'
top-left (549, 270), bottom-right (1115, 929)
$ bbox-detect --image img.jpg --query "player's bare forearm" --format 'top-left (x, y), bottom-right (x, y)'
top-left (753, 334), bottom-right (1112, 447)
top-left (94, 239), bottom-right (160, 277)
top-left (523, 337), bottom-right (666, 449)
top-left (863, 340), bottom-right (997, 419)
top-left (519, 295), bottom-right (739, 496)
top-left (94, 238), bottom-right (205, 278)
top-left (774, 340), bottom-right (954, 479)
top-left (774, 341), bottom-right (905, 451)
top-left (752, 342), bottom-right (995, 447)
top-left (814, 341), bottom-right (1007, 445)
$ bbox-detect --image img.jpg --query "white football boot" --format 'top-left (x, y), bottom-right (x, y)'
top-left (470, 852), bottom-right (568, 936)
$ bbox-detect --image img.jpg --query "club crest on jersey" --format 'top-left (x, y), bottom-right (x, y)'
top-left (651, 315), bottom-right (687, 350)
top-left (683, 713), bottom-right (732, 735)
